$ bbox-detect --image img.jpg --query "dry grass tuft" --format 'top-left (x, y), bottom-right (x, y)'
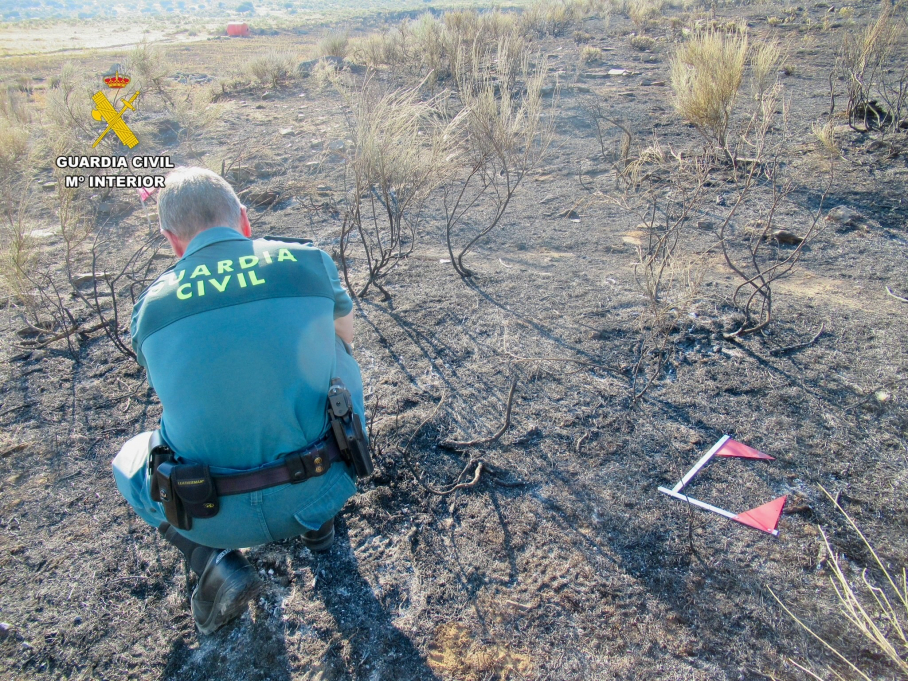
top-left (580, 45), bottom-right (604, 63)
top-left (628, 0), bottom-right (666, 28)
top-left (811, 118), bottom-right (840, 158)
top-left (750, 39), bottom-right (784, 100)
top-left (630, 34), bottom-right (656, 51)
top-left (317, 31), bottom-right (349, 59)
top-left (772, 486), bottom-right (908, 680)
top-left (670, 27), bottom-right (748, 155)
top-left (248, 48), bottom-right (297, 87)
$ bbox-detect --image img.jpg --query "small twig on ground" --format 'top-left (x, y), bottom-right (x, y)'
top-left (443, 378), bottom-right (518, 448)
top-left (54, 471), bottom-right (80, 486)
top-left (769, 323), bottom-right (825, 356)
top-left (0, 402), bottom-right (34, 418)
top-left (428, 460), bottom-right (485, 496)
top-left (886, 286), bottom-right (908, 303)
top-left (0, 442), bottom-right (30, 458)
top-left (503, 354), bottom-right (622, 375)
top-left (14, 320), bottom-right (108, 350)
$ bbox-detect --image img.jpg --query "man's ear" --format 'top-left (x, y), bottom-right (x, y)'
top-left (161, 229), bottom-right (187, 258)
top-left (239, 206), bottom-right (251, 238)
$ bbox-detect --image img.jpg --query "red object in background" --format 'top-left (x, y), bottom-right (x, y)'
top-left (227, 22), bottom-right (250, 37)
top-left (137, 187), bottom-right (157, 203)
top-left (716, 438), bottom-right (774, 460)
top-left (734, 496), bottom-right (787, 533)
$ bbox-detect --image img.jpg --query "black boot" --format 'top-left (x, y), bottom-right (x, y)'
top-left (159, 523), bottom-right (262, 635)
top-left (302, 518), bottom-right (335, 552)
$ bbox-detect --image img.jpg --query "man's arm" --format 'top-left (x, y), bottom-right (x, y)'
top-left (334, 311), bottom-right (354, 346)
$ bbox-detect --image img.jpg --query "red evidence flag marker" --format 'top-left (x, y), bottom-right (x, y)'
top-left (734, 496), bottom-right (787, 534)
top-left (716, 438), bottom-right (774, 461)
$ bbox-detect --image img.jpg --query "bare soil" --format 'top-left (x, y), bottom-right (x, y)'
top-left (1, 3), bottom-right (907, 680)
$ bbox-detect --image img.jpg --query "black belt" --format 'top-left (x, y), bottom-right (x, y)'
top-left (213, 436), bottom-right (346, 496)
top-left (149, 432), bottom-right (347, 531)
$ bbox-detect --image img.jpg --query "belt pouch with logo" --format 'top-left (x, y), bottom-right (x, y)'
top-left (172, 463), bottom-right (220, 519)
top-left (154, 461), bottom-right (192, 530)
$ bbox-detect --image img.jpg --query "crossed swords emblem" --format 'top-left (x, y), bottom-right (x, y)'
top-left (91, 90), bottom-right (141, 149)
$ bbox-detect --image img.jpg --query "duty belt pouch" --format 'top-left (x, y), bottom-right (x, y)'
top-left (171, 464), bottom-right (220, 520)
top-left (154, 461), bottom-right (193, 531)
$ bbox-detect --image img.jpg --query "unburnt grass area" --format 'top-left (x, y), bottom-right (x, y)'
top-left (1, 1), bottom-right (907, 679)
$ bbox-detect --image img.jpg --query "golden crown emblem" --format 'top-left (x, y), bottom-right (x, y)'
top-left (104, 71), bottom-right (130, 89)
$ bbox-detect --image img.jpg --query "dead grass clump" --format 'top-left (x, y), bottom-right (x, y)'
top-left (628, 0), bottom-right (666, 28)
top-left (248, 48), bottom-right (297, 87)
top-left (580, 45), bottom-right (604, 63)
top-left (630, 34), bottom-right (656, 51)
top-left (410, 13), bottom-right (446, 77)
top-left (772, 487), bottom-right (908, 680)
top-left (126, 41), bottom-right (173, 106)
top-left (350, 30), bottom-right (407, 68)
top-left (519, 0), bottom-right (580, 37)
top-left (670, 27), bottom-right (748, 158)
top-left (750, 39), bottom-right (783, 100)
top-left (317, 31), bottom-right (349, 59)
top-left (811, 118), bottom-right (840, 159)
top-left (0, 85), bottom-right (31, 125)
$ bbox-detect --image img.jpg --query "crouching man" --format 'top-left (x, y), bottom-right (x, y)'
top-left (112, 167), bottom-right (369, 634)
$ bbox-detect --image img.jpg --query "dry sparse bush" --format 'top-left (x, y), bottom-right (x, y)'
top-left (767, 16), bottom-right (782, 27)
top-left (445, 42), bottom-right (554, 277)
top-left (835, 1), bottom-right (908, 131)
top-left (519, 0), bottom-right (579, 37)
top-left (410, 13), bottom-right (447, 76)
top-left (317, 31), bottom-right (349, 59)
top-left (248, 48), bottom-right (297, 87)
top-left (44, 63), bottom-right (96, 148)
top-left (0, 122), bottom-right (29, 171)
top-left (0, 85), bottom-right (31, 125)
top-left (630, 35), bottom-right (656, 51)
top-left (126, 41), bottom-right (173, 106)
top-left (339, 80), bottom-right (456, 299)
top-left (170, 84), bottom-right (222, 154)
top-left (670, 27), bottom-right (748, 160)
top-left (750, 39), bottom-right (783, 100)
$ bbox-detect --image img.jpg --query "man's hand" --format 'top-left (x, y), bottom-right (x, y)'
top-left (334, 311), bottom-right (354, 346)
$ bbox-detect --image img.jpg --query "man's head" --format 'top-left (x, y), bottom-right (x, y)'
top-left (158, 166), bottom-right (250, 256)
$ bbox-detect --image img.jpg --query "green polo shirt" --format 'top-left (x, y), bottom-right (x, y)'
top-left (131, 227), bottom-right (353, 470)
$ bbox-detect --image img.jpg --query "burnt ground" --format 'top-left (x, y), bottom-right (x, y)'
top-left (1, 2), bottom-right (907, 680)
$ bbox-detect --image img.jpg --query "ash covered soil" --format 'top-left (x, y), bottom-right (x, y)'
top-left (1, 3), bottom-right (907, 680)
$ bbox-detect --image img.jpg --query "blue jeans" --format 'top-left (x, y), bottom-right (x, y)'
top-left (112, 338), bottom-right (363, 550)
